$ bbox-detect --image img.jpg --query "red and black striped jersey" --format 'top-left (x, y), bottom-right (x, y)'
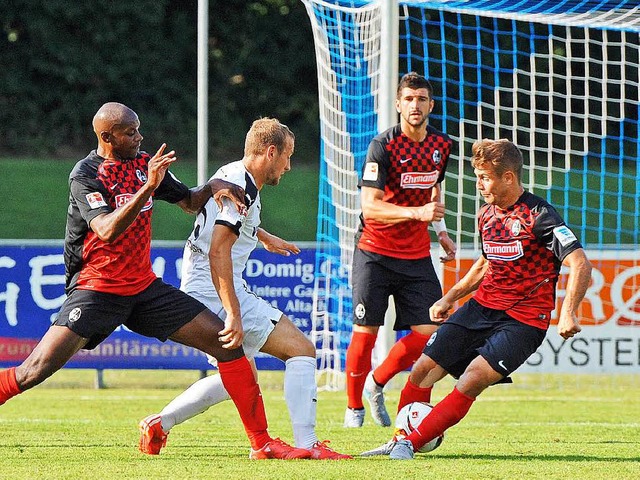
top-left (474, 191), bottom-right (582, 329)
top-left (63, 150), bottom-right (189, 295)
top-left (356, 124), bottom-right (452, 259)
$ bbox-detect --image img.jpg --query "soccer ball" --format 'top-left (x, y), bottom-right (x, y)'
top-left (394, 402), bottom-right (444, 453)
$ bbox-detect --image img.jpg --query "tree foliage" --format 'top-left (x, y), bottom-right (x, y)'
top-left (0, 0), bottom-right (319, 162)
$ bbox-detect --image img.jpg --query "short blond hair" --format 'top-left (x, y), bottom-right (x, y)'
top-left (471, 139), bottom-right (523, 182)
top-left (244, 118), bottom-right (294, 156)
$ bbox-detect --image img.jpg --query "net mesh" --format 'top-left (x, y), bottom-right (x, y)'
top-left (303, 0), bottom-right (640, 390)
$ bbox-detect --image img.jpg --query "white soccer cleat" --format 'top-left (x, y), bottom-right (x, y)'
top-left (360, 438), bottom-right (397, 457)
top-left (389, 438), bottom-right (415, 460)
top-left (363, 372), bottom-right (391, 427)
top-left (343, 407), bottom-right (365, 428)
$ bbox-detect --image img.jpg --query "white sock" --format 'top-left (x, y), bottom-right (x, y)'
top-left (284, 356), bottom-right (318, 449)
top-left (160, 373), bottom-right (230, 432)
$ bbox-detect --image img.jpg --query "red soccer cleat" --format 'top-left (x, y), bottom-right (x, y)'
top-left (138, 414), bottom-right (168, 455)
top-left (249, 437), bottom-right (312, 460)
top-left (307, 440), bottom-right (353, 460)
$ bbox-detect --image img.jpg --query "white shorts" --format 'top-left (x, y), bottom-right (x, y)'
top-left (184, 281), bottom-right (282, 365)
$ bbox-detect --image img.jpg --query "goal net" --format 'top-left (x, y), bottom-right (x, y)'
top-left (302, 0), bottom-right (640, 390)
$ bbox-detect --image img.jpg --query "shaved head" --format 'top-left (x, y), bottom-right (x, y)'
top-left (92, 102), bottom-right (139, 135)
top-left (92, 102), bottom-right (143, 160)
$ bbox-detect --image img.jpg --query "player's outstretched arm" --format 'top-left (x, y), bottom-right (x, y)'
top-left (430, 255), bottom-right (488, 322)
top-left (257, 228), bottom-right (300, 256)
top-left (556, 248), bottom-right (592, 339)
top-left (178, 178), bottom-right (246, 215)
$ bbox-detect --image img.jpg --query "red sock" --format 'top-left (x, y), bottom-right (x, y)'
top-left (217, 357), bottom-right (270, 450)
top-left (345, 331), bottom-right (377, 409)
top-left (406, 387), bottom-right (475, 451)
top-left (372, 331), bottom-right (431, 386)
top-left (0, 368), bottom-right (21, 406)
top-left (398, 379), bottom-right (433, 411)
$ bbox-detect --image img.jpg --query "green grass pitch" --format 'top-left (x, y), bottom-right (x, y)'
top-left (0, 370), bottom-right (638, 480)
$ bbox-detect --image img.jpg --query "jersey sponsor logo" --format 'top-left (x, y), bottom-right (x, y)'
top-left (432, 149), bottom-right (441, 165)
top-left (399, 157), bottom-right (412, 164)
top-left (498, 360), bottom-right (508, 371)
top-left (483, 240), bottom-right (524, 261)
top-left (136, 169), bottom-right (148, 183)
top-left (86, 192), bottom-right (107, 209)
top-left (355, 303), bottom-right (366, 319)
top-left (400, 171), bottom-right (439, 189)
top-left (553, 225), bottom-right (577, 246)
top-left (115, 193), bottom-right (153, 212)
top-left (362, 162), bottom-right (379, 181)
top-left (426, 331), bottom-right (437, 346)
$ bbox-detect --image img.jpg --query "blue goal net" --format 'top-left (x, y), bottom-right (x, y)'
top-left (303, 0), bottom-right (640, 388)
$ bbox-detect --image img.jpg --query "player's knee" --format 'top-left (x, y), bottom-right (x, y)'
top-left (293, 335), bottom-right (315, 357)
top-left (301, 343), bottom-right (316, 358)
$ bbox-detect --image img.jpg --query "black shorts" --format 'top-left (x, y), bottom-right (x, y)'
top-left (351, 248), bottom-right (442, 330)
top-left (424, 298), bottom-right (547, 378)
top-left (54, 279), bottom-right (208, 350)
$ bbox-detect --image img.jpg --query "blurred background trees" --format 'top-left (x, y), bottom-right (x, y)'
top-left (0, 0), bottom-right (319, 163)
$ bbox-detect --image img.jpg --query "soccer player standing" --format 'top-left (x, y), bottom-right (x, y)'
top-left (139, 118), bottom-right (351, 460)
top-left (0, 103), bottom-right (307, 460)
top-left (363, 138), bottom-right (592, 459)
top-left (344, 72), bottom-right (457, 428)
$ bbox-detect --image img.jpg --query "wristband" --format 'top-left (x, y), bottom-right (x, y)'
top-left (432, 219), bottom-right (447, 235)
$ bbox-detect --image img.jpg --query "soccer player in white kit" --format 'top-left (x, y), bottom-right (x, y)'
top-left (139, 118), bottom-right (351, 460)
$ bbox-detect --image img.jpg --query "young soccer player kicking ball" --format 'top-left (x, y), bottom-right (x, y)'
top-left (362, 138), bottom-right (592, 459)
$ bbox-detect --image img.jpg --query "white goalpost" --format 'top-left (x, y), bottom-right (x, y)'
top-left (303, 0), bottom-right (640, 391)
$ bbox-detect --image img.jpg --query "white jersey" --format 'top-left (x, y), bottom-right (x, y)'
top-left (181, 160), bottom-right (261, 298)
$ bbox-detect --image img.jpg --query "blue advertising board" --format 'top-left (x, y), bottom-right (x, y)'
top-left (0, 241), bottom-right (316, 370)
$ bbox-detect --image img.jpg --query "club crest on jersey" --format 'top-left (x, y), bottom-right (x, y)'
top-left (510, 219), bottom-right (521, 236)
top-left (115, 193), bottom-right (153, 212)
top-left (400, 171), bottom-right (439, 189)
top-left (86, 192), bottom-right (107, 209)
top-left (432, 149), bottom-right (441, 165)
top-left (68, 307), bottom-right (82, 323)
top-left (483, 240), bottom-right (524, 261)
top-left (136, 169), bottom-right (148, 183)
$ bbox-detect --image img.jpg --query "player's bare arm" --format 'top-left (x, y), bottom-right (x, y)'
top-left (430, 255), bottom-right (489, 322)
top-left (90, 143), bottom-right (176, 242)
top-left (556, 248), bottom-right (592, 339)
top-left (177, 179), bottom-right (246, 215)
top-left (208, 224), bottom-right (244, 349)
top-left (429, 184), bottom-right (457, 262)
top-left (257, 228), bottom-right (300, 256)
top-left (360, 185), bottom-right (445, 224)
